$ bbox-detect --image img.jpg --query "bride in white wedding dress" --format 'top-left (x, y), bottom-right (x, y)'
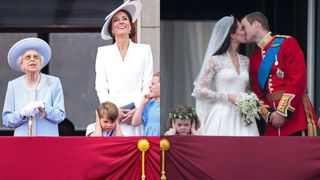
top-left (192, 16), bottom-right (259, 136)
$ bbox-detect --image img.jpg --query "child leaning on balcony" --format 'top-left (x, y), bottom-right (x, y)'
top-left (164, 105), bottom-right (200, 135)
top-left (86, 101), bottom-right (122, 136)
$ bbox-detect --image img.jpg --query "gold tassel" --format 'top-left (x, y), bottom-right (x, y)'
top-left (307, 118), bottom-right (317, 136)
top-left (160, 139), bottom-right (170, 180)
top-left (301, 93), bottom-right (317, 136)
top-left (138, 139), bottom-right (150, 180)
top-left (312, 123), bottom-right (317, 136)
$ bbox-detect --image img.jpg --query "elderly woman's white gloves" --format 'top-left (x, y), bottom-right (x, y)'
top-left (20, 101), bottom-right (45, 118)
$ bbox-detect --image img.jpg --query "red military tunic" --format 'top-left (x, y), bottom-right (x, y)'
top-left (250, 33), bottom-right (317, 136)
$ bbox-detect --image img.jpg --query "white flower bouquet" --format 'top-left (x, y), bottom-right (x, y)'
top-left (235, 92), bottom-right (262, 127)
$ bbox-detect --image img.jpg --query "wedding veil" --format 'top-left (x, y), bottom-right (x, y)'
top-left (194, 16), bottom-right (234, 86)
top-left (192, 16), bottom-right (234, 133)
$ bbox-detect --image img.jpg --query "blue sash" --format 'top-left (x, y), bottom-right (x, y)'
top-left (257, 37), bottom-right (285, 90)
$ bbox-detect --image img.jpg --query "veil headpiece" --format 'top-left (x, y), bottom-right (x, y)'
top-left (194, 15), bottom-right (234, 86)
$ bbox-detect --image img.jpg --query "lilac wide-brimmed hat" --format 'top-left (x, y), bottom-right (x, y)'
top-left (101, 0), bottom-right (142, 40)
top-left (8, 37), bottom-right (51, 72)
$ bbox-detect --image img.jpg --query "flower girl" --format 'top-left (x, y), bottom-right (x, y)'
top-left (164, 105), bottom-right (200, 135)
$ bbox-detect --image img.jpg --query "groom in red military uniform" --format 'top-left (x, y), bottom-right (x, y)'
top-left (241, 11), bottom-right (318, 136)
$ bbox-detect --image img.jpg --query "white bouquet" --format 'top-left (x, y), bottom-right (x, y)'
top-left (235, 92), bottom-right (262, 127)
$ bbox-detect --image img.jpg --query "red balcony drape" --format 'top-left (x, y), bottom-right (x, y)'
top-left (163, 136), bottom-right (320, 180)
top-left (0, 136), bottom-right (160, 180)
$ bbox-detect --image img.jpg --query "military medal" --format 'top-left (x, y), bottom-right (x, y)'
top-left (274, 54), bottom-right (279, 66)
top-left (276, 68), bottom-right (284, 79)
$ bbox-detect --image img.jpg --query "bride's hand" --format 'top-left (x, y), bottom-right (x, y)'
top-left (228, 94), bottom-right (237, 104)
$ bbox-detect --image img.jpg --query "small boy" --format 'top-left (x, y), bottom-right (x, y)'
top-left (86, 101), bottom-right (122, 136)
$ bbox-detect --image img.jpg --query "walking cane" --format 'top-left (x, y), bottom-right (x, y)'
top-left (27, 107), bottom-right (45, 136)
top-left (28, 116), bottom-right (34, 136)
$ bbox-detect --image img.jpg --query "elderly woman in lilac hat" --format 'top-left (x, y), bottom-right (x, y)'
top-left (2, 37), bottom-right (66, 136)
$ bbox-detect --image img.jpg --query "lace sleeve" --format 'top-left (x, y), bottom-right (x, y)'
top-left (192, 56), bottom-right (228, 102)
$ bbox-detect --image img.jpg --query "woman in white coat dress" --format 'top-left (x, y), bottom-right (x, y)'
top-left (95, 1), bottom-right (153, 136)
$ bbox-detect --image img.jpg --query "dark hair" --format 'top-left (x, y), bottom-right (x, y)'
top-left (167, 105), bottom-right (200, 130)
top-left (58, 118), bottom-right (75, 136)
top-left (213, 18), bottom-right (238, 55)
top-left (107, 9), bottom-right (136, 43)
top-left (97, 101), bottom-right (119, 123)
top-left (244, 11), bottom-right (269, 31)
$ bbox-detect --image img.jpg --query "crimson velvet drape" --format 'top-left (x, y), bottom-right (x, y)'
top-left (0, 137), bottom-right (160, 180)
top-left (163, 136), bottom-right (320, 180)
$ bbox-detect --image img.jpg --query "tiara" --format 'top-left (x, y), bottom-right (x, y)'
top-left (168, 108), bottom-right (196, 119)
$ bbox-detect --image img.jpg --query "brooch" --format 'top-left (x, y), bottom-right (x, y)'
top-left (276, 68), bottom-right (284, 79)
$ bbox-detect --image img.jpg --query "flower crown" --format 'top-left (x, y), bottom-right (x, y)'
top-left (168, 108), bottom-right (196, 119)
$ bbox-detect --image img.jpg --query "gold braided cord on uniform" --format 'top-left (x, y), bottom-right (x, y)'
top-left (160, 139), bottom-right (170, 180)
top-left (138, 139), bottom-right (150, 180)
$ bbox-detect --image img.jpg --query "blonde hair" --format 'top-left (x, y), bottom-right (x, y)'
top-left (154, 72), bottom-right (160, 77)
top-left (96, 101), bottom-right (119, 123)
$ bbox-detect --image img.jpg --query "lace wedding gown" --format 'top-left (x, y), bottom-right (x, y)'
top-left (192, 52), bottom-right (259, 136)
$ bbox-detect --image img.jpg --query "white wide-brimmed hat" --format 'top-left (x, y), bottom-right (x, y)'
top-left (101, 0), bottom-right (142, 40)
top-left (8, 37), bottom-right (51, 72)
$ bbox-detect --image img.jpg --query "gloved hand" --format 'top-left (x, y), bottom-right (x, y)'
top-left (29, 107), bottom-right (40, 118)
top-left (28, 101), bottom-right (45, 110)
top-left (20, 104), bottom-right (32, 118)
top-left (20, 101), bottom-right (45, 118)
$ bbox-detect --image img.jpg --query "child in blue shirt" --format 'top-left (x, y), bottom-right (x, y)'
top-left (132, 72), bottom-right (160, 136)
